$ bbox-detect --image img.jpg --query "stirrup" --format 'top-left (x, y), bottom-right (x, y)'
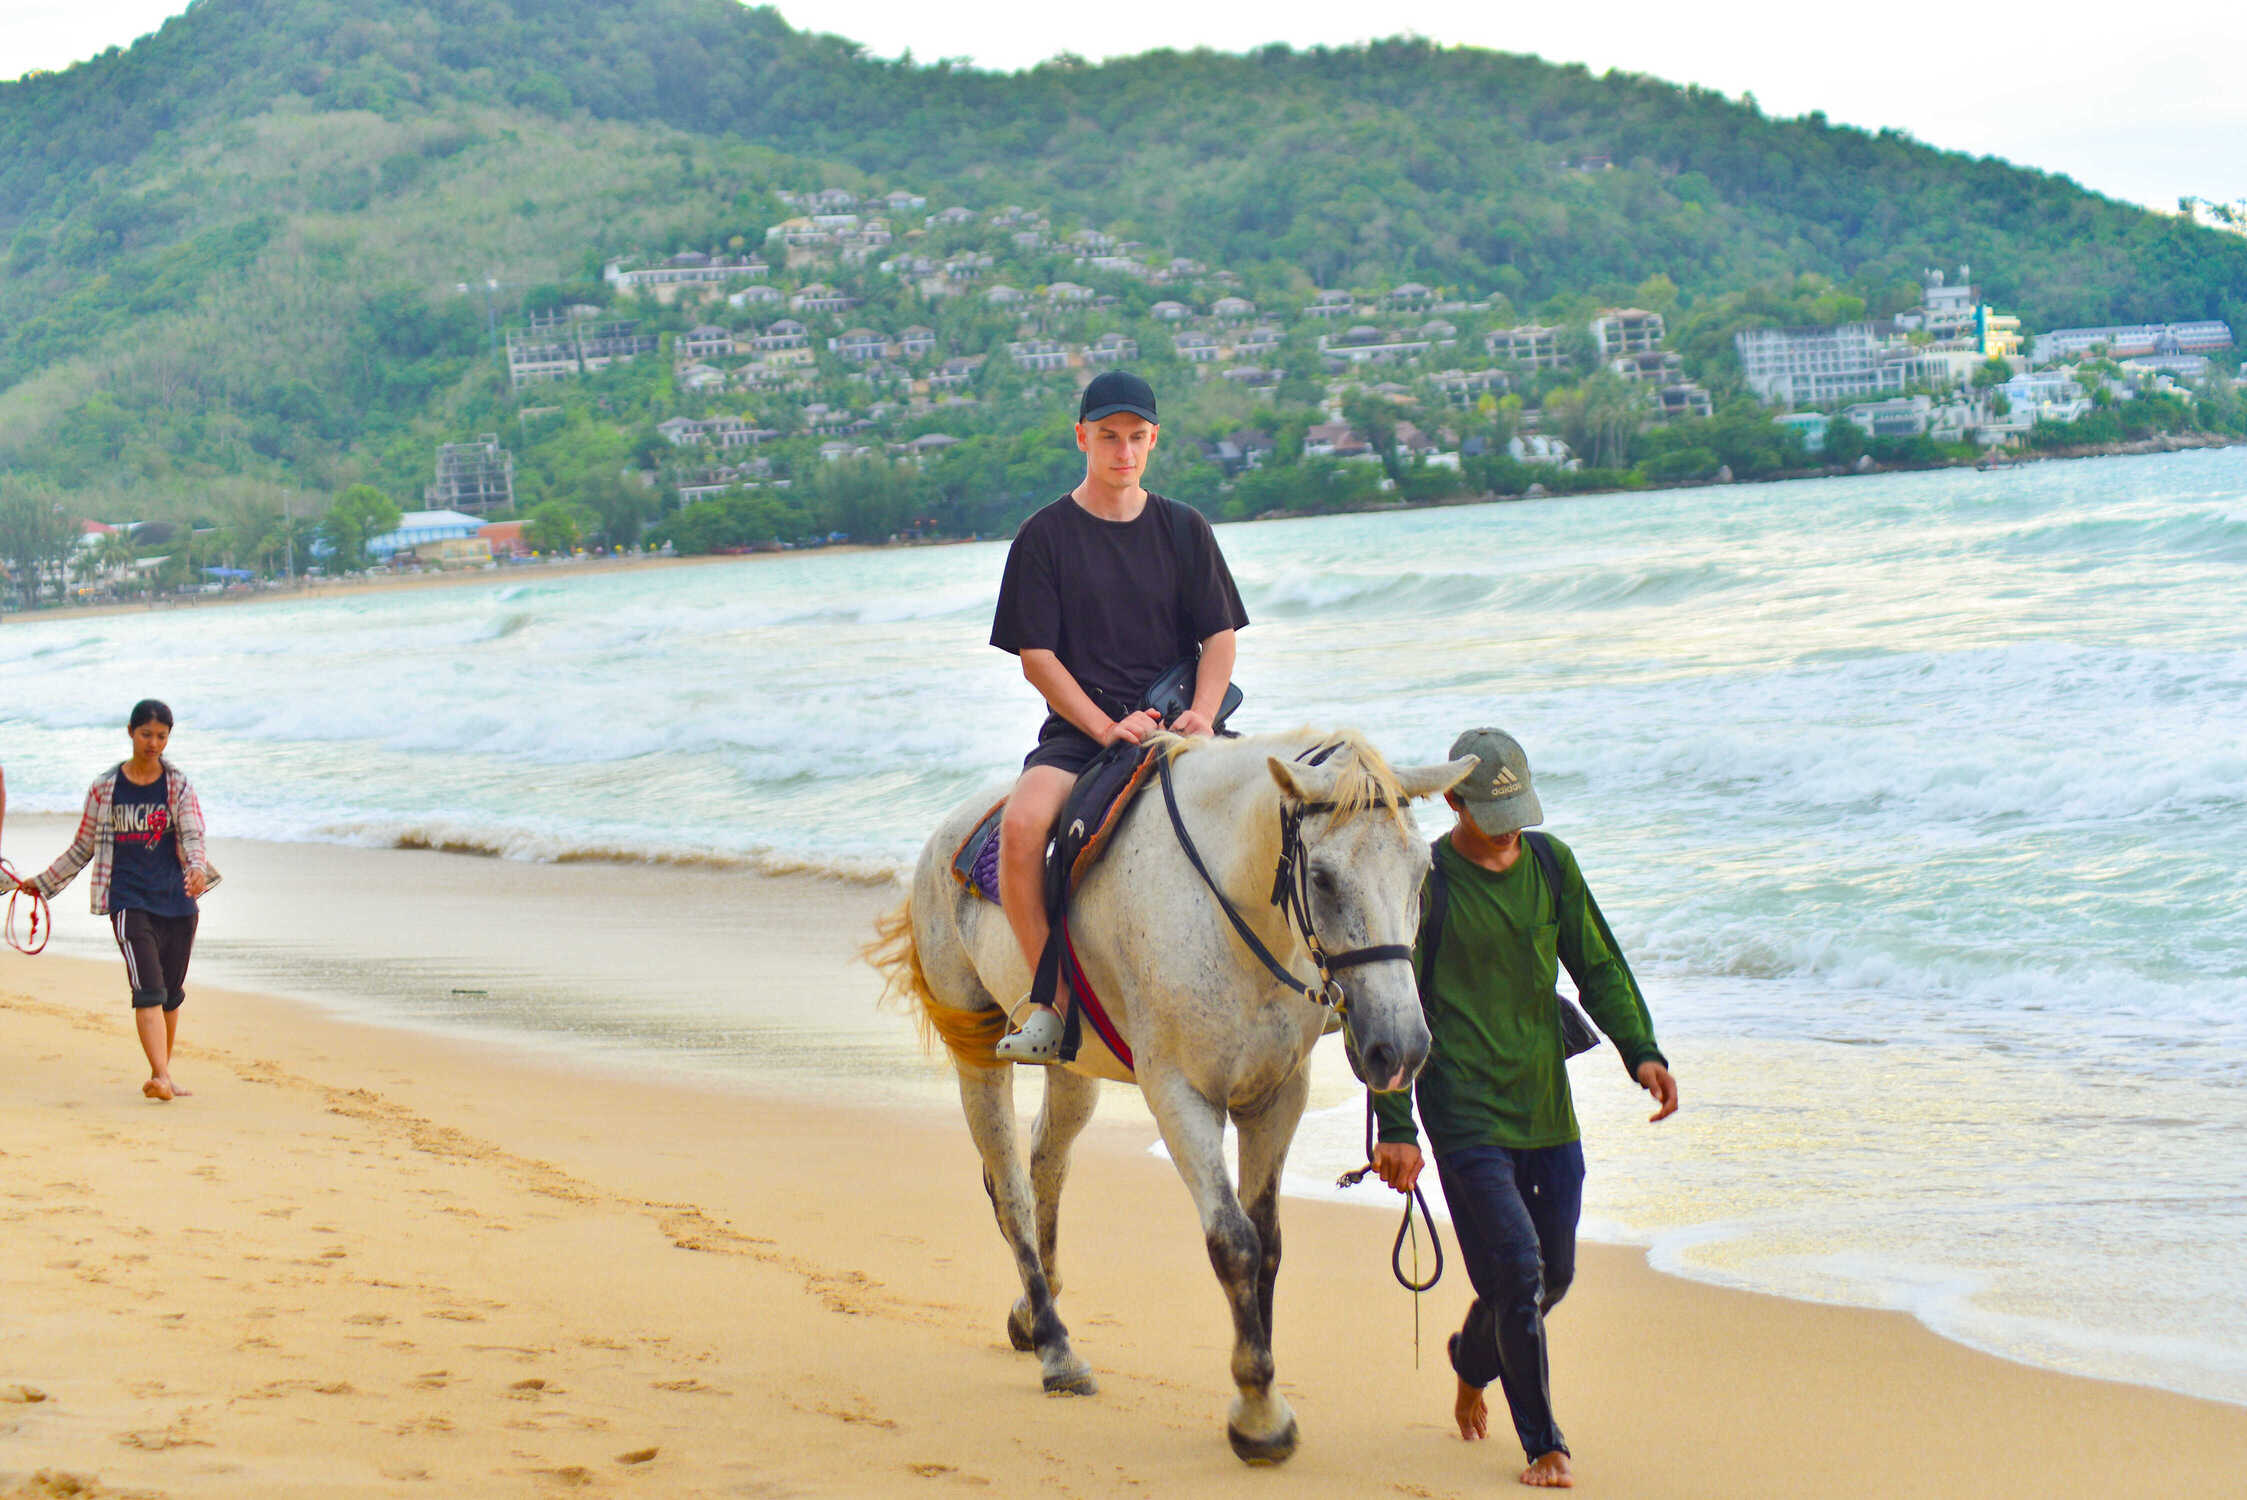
top-left (995, 1000), bottom-right (1065, 1065)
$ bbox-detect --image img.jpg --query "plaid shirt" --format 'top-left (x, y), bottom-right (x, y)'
top-left (30, 760), bottom-right (222, 915)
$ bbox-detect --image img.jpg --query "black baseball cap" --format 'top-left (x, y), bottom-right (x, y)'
top-left (1078, 370), bottom-right (1158, 424)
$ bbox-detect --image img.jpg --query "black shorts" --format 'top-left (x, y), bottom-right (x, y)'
top-left (111, 908), bottom-right (198, 1011)
top-left (1021, 715), bottom-right (1105, 775)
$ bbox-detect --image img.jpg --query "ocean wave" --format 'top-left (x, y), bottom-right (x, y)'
top-left (1555, 640), bottom-right (2247, 828)
top-left (1997, 504), bottom-right (2247, 564)
top-left (1243, 569), bottom-right (1500, 619)
top-left (265, 815), bottom-right (906, 885)
top-left (1631, 916), bottom-right (2246, 1059)
top-left (476, 609), bottom-right (536, 642)
top-left (1503, 559), bottom-right (1745, 611)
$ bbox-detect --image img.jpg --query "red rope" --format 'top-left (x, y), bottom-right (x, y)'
top-left (1, 859), bottom-right (51, 956)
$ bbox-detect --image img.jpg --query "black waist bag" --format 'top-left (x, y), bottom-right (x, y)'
top-left (1138, 654), bottom-right (1242, 731)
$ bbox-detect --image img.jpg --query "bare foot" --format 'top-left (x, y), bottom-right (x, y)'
top-left (1520, 1451), bottom-right (1573, 1488)
top-left (170, 1080), bottom-right (193, 1097)
top-left (142, 1077), bottom-right (175, 1101)
top-left (1454, 1378), bottom-right (1488, 1441)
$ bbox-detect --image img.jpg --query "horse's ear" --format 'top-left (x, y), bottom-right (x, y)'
top-left (1267, 756), bottom-right (1341, 805)
top-left (1393, 756), bottom-right (1479, 802)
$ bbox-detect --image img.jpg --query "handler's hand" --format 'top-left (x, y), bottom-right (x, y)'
top-left (1101, 709), bottom-right (1163, 746)
top-left (1169, 707), bottom-right (1216, 737)
top-left (1636, 1060), bottom-right (1680, 1122)
top-left (184, 869), bottom-right (208, 899)
top-left (1372, 1141), bottom-right (1423, 1193)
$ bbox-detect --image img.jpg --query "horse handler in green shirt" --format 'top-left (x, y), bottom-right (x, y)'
top-left (1373, 727), bottom-right (1679, 1490)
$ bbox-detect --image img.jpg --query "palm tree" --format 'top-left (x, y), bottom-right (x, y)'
top-left (95, 529), bottom-right (140, 596)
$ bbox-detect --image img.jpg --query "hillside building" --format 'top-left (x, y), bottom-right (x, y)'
top-left (1487, 324), bottom-right (1567, 371)
top-left (1735, 324), bottom-right (1905, 405)
top-left (424, 439), bottom-right (514, 516)
top-left (2030, 320), bottom-right (2234, 366)
top-left (1590, 308), bottom-right (1665, 358)
top-left (506, 313), bottom-right (658, 388)
top-left (604, 252), bottom-right (769, 300)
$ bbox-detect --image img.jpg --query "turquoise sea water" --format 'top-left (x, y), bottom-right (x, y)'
top-left (6, 447), bottom-right (2245, 1403)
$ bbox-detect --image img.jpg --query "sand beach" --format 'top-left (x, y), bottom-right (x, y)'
top-left (3, 830), bottom-right (2243, 1500)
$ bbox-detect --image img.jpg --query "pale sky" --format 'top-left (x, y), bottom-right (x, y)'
top-left (3, 0), bottom-right (2241, 212)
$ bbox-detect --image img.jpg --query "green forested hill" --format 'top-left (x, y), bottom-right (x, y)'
top-left (1, 0), bottom-right (2242, 566)
top-left (10, 0), bottom-right (2240, 320)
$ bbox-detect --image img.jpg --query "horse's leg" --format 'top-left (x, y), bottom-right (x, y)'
top-left (1232, 1066), bottom-right (1310, 1440)
top-left (956, 1060), bottom-right (1098, 1395)
top-left (1006, 1067), bottom-right (1100, 1352)
top-left (1142, 1068), bottom-right (1300, 1464)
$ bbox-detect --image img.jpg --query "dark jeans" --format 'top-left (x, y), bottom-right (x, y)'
top-left (1436, 1140), bottom-right (1585, 1462)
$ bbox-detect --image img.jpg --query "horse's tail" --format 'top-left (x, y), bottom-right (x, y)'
top-left (864, 897), bottom-right (1007, 1070)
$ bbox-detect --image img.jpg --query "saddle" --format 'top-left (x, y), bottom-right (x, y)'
top-left (949, 741), bottom-right (1164, 1069)
top-left (950, 741), bottom-right (1164, 903)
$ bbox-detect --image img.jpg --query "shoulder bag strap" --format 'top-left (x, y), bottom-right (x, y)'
top-left (1524, 832), bottom-right (1604, 1058)
top-left (1417, 837), bottom-right (1449, 1003)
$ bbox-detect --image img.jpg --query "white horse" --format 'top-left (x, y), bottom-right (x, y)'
top-left (870, 729), bottom-right (1472, 1463)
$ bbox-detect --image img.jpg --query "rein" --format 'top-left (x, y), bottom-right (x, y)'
top-left (1337, 1092), bottom-right (1445, 1366)
top-left (1, 859), bottom-right (51, 957)
top-left (1154, 745), bottom-right (1413, 1014)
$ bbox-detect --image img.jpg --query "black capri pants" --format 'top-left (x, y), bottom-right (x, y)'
top-left (111, 909), bottom-right (199, 1011)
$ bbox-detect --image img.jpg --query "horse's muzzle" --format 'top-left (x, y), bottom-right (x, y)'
top-left (1352, 1017), bottom-right (1431, 1096)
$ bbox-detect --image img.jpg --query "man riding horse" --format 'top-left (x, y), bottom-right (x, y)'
top-left (987, 370), bottom-right (1249, 1063)
top-left (876, 373), bottom-right (1468, 1459)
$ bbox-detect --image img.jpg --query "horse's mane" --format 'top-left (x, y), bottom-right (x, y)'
top-left (1153, 728), bottom-right (1411, 829)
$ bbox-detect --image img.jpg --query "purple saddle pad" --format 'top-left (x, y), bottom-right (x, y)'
top-left (968, 817), bottom-right (1004, 904)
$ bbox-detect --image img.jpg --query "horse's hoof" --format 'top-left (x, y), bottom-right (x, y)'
top-left (1041, 1360), bottom-right (1098, 1396)
top-left (1006, 1301), bottom-right (1036, 1352)
top-left (1227, 1416), bottom-right (1299, 1465)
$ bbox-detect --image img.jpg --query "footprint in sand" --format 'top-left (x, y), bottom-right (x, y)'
top-left (907, 1462), bottom-right (995, 1485)
top-left (527, 1466), bottom-right (595, 1488)
top-left (117, 1427), bottom-right (211, 1450)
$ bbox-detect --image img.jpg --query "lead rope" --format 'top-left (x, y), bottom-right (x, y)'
top-left (1, 859), bottom-right (51, 956)
top-left (1336, 1089), bottom-right (1443, 1367)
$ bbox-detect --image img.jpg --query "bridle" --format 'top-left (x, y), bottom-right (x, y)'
top-left (1156, 742), bottom-right (1414, 1016)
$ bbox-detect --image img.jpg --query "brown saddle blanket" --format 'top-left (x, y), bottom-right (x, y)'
top-left (950, 741), bottom-right (1164, 906)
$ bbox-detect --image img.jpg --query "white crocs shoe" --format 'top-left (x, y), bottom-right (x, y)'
top-left (995, 1004), bottom-right (1065, 1065)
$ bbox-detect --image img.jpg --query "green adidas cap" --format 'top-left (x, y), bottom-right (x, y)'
top-left (1447, 727), bottom-right (1543, 835)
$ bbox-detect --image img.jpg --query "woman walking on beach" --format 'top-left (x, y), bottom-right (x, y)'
top-left (14, 700), bottom-right (220, 1100)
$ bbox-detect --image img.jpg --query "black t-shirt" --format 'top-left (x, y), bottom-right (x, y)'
top-left (990, 493), bottom-right (1250, 724)
top-left (107, 769), bottom-right (196, 918)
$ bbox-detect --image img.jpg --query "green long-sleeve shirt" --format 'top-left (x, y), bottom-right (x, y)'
top-left (1375, 832), bottom-right (1665, 1154)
